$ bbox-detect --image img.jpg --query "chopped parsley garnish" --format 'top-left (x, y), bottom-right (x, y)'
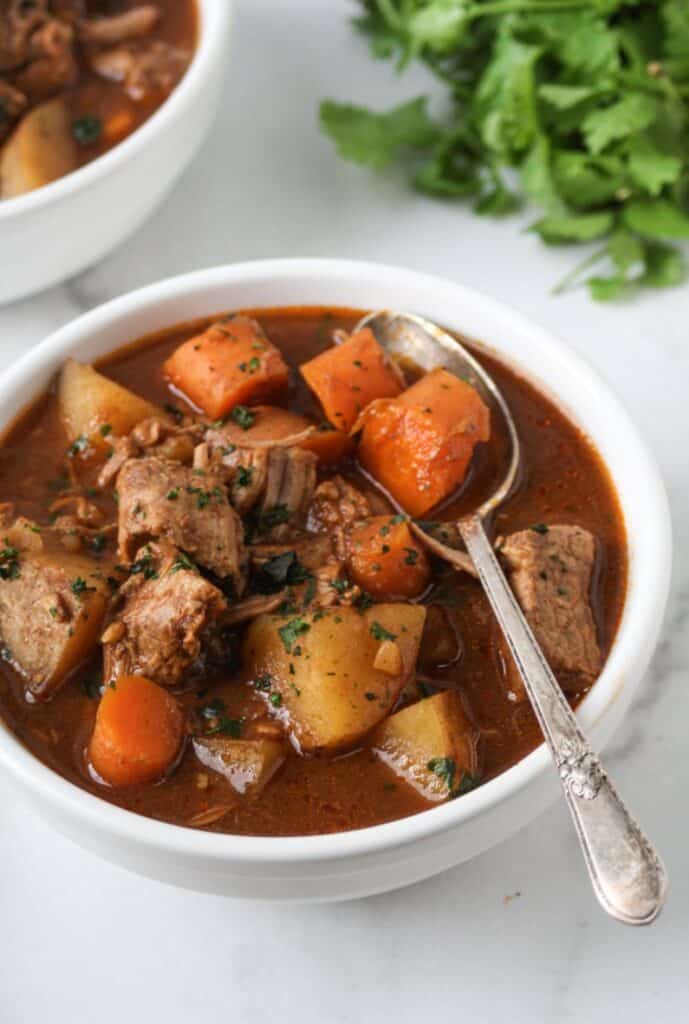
top-left (90, 534), bottom-right (107, 554)
top-left (270, 692), bottom-right (283, 708)
top-left (364, 692), bottom-right (378, 701)
top-left (253, 551), bottom-right (310, 595)
top-left (129, 551), bottom-right (158, 579)
top-left (278, 617), bottom-right (311, 653)
top-left (354, 591), bottom-right (374, 612)
top-left (66, 435), bottom-right (88, 458)
top-left (164, 403), bottom-right (184, 423)
top-left (404, 547), bottom-right (419, 565)
top-left (254, 673), bottom-right (272, 692)
top-left (0, 544), bottom-right (20, 581)
top-left (229, 405), bottom-right (256, 430)
top-left (370, 621), bottom-right (396, 642)
top-left (427, 758), bottom-right (480, 798)
top-left (236, 465), bottom-right (254, 489)
top-left (169, 551), bottom-right (199, 574)
top-left (329, 577), bottom-right (351, 595)
top-left (82, 675), bottom-right (102, 700)
top-left (427, 757), bottom-right (457, 791)
top-left (70, 576), bottom-right (93, 598)
top-left (198, 698), bottom-right (242, 737)
top-left (257, 504), bottom-right (291, 533)
top-left (530, 523), bottom-right (550, 535)
top-left (72, 115), bottom-right (102, 146)
top-left (167, 488), bottom-right (180, 501)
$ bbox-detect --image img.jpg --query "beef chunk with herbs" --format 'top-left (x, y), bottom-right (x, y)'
top-left (116, 457), bottom-right (246, 590)
top-left (499, 524), bottom-right (602, 699)
top-left (102, 543), bottom-right (229, 688)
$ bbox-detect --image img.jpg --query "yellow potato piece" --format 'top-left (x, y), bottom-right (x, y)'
top-left (192, 737), bottom-right (286, 797)
top-left (58, 359), bottom-right (163, 448)
top-left (373, 690), bottom-right (479, 802)
top-left (1, 97), bottom-right (77, 198)
top-left (243, 604), bottom-right (426, 753)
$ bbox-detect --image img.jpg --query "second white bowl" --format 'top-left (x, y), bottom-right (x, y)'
top-left (0, 0), bottom-right (233, 305)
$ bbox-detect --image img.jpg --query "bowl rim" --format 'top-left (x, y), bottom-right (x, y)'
top-left (0, 259), bottom-right (673, 867)
top-left (0, 0), bottom-right (232, 222)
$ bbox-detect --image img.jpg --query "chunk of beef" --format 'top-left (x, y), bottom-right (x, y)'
top-left (0, 78), bottom-right (27, 140)
top-left (89, 40), bottom-right (189, 102)
top-left (102, 544), bottom-right (228, 688)
top-left (97, 416), bottom-right (198, 489)
top-left (0, 525), bottom-right (108, 699)
top-left (116, 457), bottom-right (246, 588)
top-left (77, 5), bottom-right (159, 47)
top-left (12, 17), bottom-right (78, 102)
top-left (499, 524), bottom-right (602, 698)
top-left (308, 475), bottom-right (371, 558)
top-left (255, 447), bottom-right (317, 541)
top-left (0, 1), bottom-right (49, 73)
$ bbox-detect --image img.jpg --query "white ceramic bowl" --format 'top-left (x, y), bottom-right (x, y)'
top-left (0, 260), bottom-right (672, 900)
top-left (0, 0), bottom-right (232, 306)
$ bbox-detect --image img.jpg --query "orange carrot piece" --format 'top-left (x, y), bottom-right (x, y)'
top-left (347, 515), bottom-right (431, 599)
top-left (103, 109), bottom-right (136, 145)
top-left (88, 675), bottom-right (184, 787)
top-left (163, 316), bottom-right (289, 421)
top-left (357, 368), bottom-right (491, 517)
top-left (299, 328), bottom-right (403, 432)
top-left (213, 405), bottom-right (354, 464)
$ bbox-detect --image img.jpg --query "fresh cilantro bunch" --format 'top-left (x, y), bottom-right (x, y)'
top-left (320, 0), bottom-right (689, 299)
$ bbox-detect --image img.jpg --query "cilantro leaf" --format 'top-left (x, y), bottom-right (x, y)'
top-left (319, 97), bottom-right (439, 169)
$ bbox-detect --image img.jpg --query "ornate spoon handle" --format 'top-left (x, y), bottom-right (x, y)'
top-left (460, 513), bottom-right (667, 925)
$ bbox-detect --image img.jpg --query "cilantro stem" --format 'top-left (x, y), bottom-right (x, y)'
top-left (551, 245), bottom-right (608, 296)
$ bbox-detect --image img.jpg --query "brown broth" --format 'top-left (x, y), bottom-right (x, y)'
top-left (0, 307), bottom-right (627, 836)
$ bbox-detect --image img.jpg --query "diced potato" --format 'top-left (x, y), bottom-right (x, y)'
top-left (58, 359), bottom-right (162, 450)
top-left (243, 604), bottom-right (426, 752)
top-left (1, 97), bottom-right (77, 198)
top-left (373, 690), bottom-right (479, 802)
top-left (0, 548), bottom-right (109, 699)
top-left (192, 737), bottom-right (286, 797)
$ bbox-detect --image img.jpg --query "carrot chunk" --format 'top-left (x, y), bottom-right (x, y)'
top-left (356, 368), bottom-right (491, 517)
top-left (212, 404), bottom-right (354, 465)
top-left (88, 675), bottom-right (184, 787)
top-left (347, 515), bottom-right (431, 599)
top-left (163, 316), bottom-right (289, 421)
top-left (300, 328), bottom-right (403, 432)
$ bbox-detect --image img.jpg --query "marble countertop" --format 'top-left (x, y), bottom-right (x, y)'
top-left (1, 2), bottom-right (687, 1020)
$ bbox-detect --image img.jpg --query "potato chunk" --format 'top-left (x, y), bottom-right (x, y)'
top-left (58, 359), bottom-right (162, 450)
top-left (1, 97), bottom-right (77, 198)
top-left (243, 604), bottom-right (426, 752)
top-left (0, 548), bottom-right (109, 699)
top-left (192, 737), bottom-right (286, 797)
top-left (373, 691), bottom-right (479, 802)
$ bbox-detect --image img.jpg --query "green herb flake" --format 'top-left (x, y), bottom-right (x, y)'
top-left (530, 523), bottom-right (550, 535)
top-left (229, 405), bottom-right (256, 430)
top-left (72, 115), bottom-right (102, 146)
top-left (370, 621), bottom-right (396, 642)
top-left (278, 617), bottom-right (311, 653)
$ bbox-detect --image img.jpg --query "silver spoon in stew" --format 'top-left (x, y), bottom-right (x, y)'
top-left (355, 309), bottom-right (667, 927)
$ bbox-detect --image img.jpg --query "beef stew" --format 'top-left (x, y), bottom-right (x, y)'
top-left (0, 307), bottom-right (627, 835)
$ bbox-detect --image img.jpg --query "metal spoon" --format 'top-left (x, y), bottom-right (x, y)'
top-left (355, 309), bottom-right (667, 926)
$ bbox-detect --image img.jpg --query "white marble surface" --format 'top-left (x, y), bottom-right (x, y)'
top-left (1, 2), bottom-right (688, 1020)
